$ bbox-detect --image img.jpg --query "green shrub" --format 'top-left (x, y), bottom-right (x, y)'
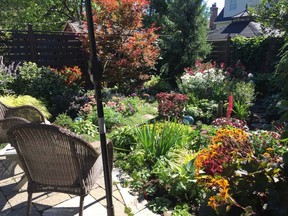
top-left (153, 148), bottom-right (198, 201)
top-left (231, 36), bottom-right (283, 74)
top-left (0, 57), bottom-right (18, 94)
top-left (93, 106), bottom-right (123, 131)
top-left (231, 81), bottom-right (255, 107)
top-left (70, 119), bottom-right (98, 138)
top-left (54, 113), bottom-right (98, 139)
top-left (110, 126), bottom-right (136, 151)
top-left (9, 62), bottom-right (85, 118)
top-left (0, 95), bottom-right (51, 119)
top-left (53, 113), bottom-right (74, 129)
top-left (143, 75), bottom-right (173, 95)
top-left (185, 99), bottom-right (218, 124)
top-left (133, 121), bottom-right (193, 164)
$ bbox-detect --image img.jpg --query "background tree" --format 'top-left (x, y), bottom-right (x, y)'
top-left (253, 0), bottom-right (288, 96)
top-left (0, 0), bottom-right (84, 31)
top-left (144, 0), bottom-right (211, 85)
top-left (85, 0), bottom-right (160, 93)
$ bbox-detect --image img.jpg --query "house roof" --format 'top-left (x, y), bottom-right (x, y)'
top-left (63, 21), bottom-right (87, 33)
top-left (233, 10), bottom-right (250, 18)
top-left (214, 8), bottom-right (232, 23)
top-left (207, 21), bottom-right (264, 41)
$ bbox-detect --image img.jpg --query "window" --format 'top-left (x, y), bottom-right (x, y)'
top-left (229, 0), bottom-right (237, 10)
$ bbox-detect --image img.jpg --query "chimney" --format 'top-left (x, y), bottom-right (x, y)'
top-left (210, 3), bottom-right (218, 30)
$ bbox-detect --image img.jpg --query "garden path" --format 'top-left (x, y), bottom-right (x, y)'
top-left (249, 98), bottom-right (276, 130)
top-left (0, 158), bottom-right (159, 216)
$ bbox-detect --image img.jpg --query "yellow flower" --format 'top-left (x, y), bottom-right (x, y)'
top-left (266, 147), bottom-right (273, 151)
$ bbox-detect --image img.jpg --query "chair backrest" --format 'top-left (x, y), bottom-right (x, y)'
top-left (6, 106), bottom-right (46, 123)
top-left (7, 123), bottom-right (102, 194)
top-left (0, 101), bottom-right (9, 119)
top-left (0, 101), bottom-right (46, 123)
top-left (0, 117), bottom-right (30, 144)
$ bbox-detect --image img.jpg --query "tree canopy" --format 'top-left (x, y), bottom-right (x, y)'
top-left (253, 0), bottom-right (288, 96)
top-left (144, 0), bottom-right (211, 83)
top-left (0, 0), bottom-right (83, 31)
top-left (83, 0), bottom-right (160, 93)
top-left (253, 0), bottom-right (288, 36)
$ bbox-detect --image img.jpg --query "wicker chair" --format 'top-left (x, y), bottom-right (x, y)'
top-left (0, 101), bottom-right (46, 123)
top-left (0, 117), bottom-right (30, 144)
top-left (7, 123), bottom-right (113, 216)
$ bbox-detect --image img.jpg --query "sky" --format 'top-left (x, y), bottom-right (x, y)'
top-left (205, 0), bottom-right (225, 12)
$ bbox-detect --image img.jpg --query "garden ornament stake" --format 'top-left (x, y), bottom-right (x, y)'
top-left (84, 0), bottom-right (115, 215)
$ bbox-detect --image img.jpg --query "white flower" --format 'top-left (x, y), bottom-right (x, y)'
top-left (208, 68), bottom-right (216, 74)
top-left (248, 73), bottom-right (254, 78)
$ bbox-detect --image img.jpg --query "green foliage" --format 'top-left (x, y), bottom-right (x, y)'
top-left (252, 72), bottom-right (276, 96)
top-left (134, 121), bottom-right (193, 164)
top-left (145, 0), bottom-right (211, 81)
top-left (70, 119), bottom-right (98, 138)
top-left (252, 0), bottom-right (288, 97)
top-left (230, 81), bottom-right (255, 120)
top-left (253, 0), bottom-right (288, 36)
top-left (53, 113), bottom-right (74, 129)
top-left (0, 57), bottom-right (19, 94)
top-left (185, 99), bottom-right (218, 124)
top-left (110, 126), bottom-right (136, 151)
top-left (0, 0), bottom-right (84, 31)
top-left (249, 130), bottom-right (286, 156)
top-left (9, 62), bottom-right (85, 117)
top-left (153, 149), bottom-right (198, 201)
top-left (143, 75), bottom-right (173, 95)
top-left (0, 94), bottom-right (51, 119)
top-left (54, 113), bottom-right (98, 138)
top-left (231, 36), bottom-right (283, 73)
top-left (233, 101), bottom-right (250, 120)
top-left (147, 197), bottom-right (172, 214)
top-left (274, 42), bottom-right (288, 97)
top-left (91, 106), bottom-right (123, 132)
top-left (172, 204), bottom-right (192, 216)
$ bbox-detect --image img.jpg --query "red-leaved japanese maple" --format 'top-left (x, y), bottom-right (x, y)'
top-left (83, 0), bottom-right (160, 91)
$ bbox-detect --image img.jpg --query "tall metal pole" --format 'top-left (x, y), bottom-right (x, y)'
top-left (84, 1), bottom-right (114, 215)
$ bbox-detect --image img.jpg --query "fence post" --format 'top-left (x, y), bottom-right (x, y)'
top-left (225, 36), bottom-right (231, 67)
top-left (28, 24), bottom-right (37, 63)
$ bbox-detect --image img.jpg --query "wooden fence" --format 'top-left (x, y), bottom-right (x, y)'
top-left (207, 37), bottom-right (283, 73)
top-left (0, 25), bottom-right (86, 70)
top-left (207, 37), bottom-right (232, 67)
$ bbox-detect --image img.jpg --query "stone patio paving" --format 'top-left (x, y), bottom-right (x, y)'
top-left (0, 158), bottom-right (159, 216)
